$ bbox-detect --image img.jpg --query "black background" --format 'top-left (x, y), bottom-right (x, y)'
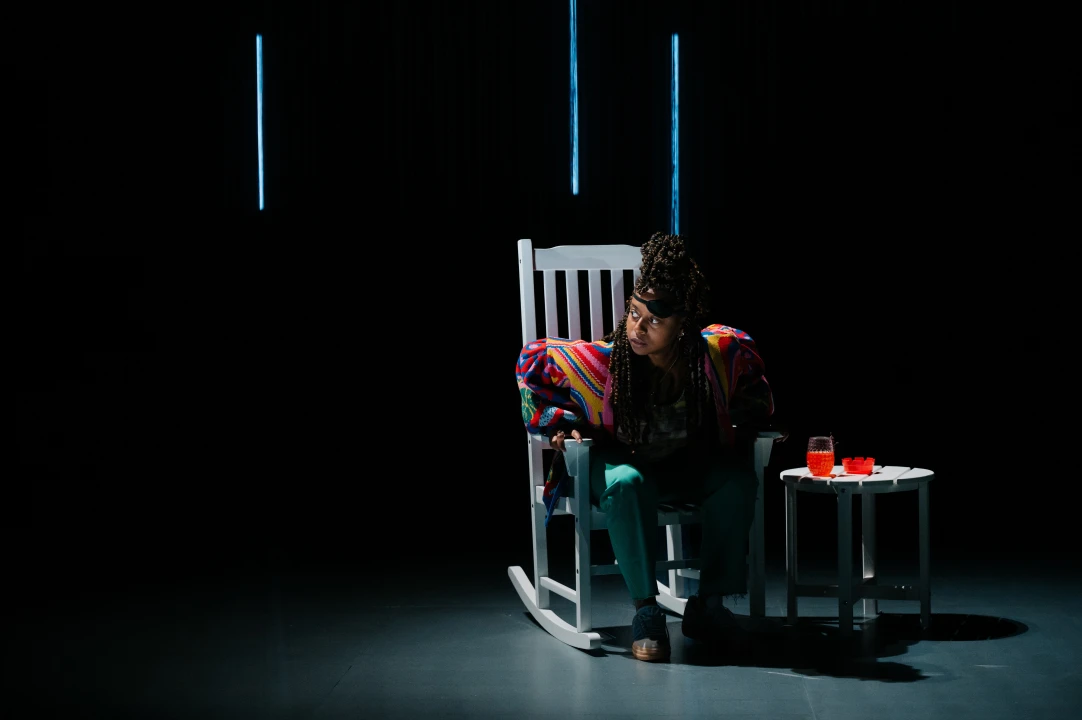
top-left (18, 1), bottom-right (1077, 601)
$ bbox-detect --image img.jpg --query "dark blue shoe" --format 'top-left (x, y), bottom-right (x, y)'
top-left (631, 605), bottom-right (671, 662)
top-left (682, 594), bottom-right (751, 650)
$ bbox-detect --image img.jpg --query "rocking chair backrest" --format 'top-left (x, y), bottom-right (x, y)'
top-left (517, 239), bottom-right (642, 346)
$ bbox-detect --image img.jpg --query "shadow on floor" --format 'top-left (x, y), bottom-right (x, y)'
top-left (526, 612), bottom-right (1028, 682)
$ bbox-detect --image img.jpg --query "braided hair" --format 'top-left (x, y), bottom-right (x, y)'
top-left (602, 232), bottom-right (712, 450)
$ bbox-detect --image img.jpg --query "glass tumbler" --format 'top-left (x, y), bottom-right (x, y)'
top-left (806, 435), bottom-right (835, 476)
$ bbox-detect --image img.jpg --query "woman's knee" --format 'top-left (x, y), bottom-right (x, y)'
top-left (607, 465), bottom-right (646, 493)
top-left (601, 465), bottom-right (653, 508)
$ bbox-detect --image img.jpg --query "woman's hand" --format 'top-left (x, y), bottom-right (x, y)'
top-left (551, 429), bottom-right (583, 452)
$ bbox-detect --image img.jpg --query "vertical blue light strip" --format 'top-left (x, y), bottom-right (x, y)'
top-left (670, 33), bottom-right (679, 234)
top-left (257, 34), bottom-right (265, 211)
top-left (570, 0), bottom-right (579, 195)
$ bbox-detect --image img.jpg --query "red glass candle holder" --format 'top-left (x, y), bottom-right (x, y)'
top-left (842, 456), bottom-right (874, 474)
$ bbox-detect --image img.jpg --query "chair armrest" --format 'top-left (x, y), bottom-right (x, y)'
top-left (561, 437), bottom-right (595, 479)
top-left (754, 431), bottom-right (783, 471)
top-left (561, 434), bottom-right (776, 473)
top-left (561, 439), bottom-right (596, 516)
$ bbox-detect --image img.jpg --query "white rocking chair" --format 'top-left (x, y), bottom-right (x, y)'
top-left (508, 238), bottom-right (781, 650)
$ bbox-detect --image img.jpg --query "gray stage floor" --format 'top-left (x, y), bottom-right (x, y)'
top-left (23, 549), bottom-right (1081, 719)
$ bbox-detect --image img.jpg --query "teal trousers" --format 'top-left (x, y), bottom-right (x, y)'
top-left (585, 444), bottom-right (758, 601)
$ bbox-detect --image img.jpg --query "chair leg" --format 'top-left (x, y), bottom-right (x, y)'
top-left (528, 440), bottom-right (550, 609)
top-left (749, 473), bottom-right (766, 617)
top-left (666, 524), bottom-right (685, 598)
top-left (532, 494), bottom-right (551, 610)
top-left (657, 524), bottom-right (691, 616)
top-left (750, 435), bottom-right (774, 618)
top-left (572, 488), bottom-right (592, 634)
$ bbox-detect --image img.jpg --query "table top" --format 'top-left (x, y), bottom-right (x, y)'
top-left (779, 465), bottom-right (934, 494)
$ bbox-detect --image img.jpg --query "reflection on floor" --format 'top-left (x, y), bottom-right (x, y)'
top-left (21, 549), bottom-right (1082, 720)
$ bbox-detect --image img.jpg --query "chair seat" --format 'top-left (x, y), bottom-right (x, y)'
top-left (537, 486), bottom-right (704, 528)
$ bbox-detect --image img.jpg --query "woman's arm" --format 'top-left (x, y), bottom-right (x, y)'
top-left (726, 335), bottom-right (775, 430)
top-left (516, 338), bottom-right (586, 437)
top-left (702, 324), bottom-right (775, 429)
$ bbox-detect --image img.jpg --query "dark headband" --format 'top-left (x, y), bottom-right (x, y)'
top-left (632, 291), bottom-right (686, 318)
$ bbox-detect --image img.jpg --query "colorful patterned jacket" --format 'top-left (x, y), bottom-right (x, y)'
top-left (516, 324), bottom-right (774, 524)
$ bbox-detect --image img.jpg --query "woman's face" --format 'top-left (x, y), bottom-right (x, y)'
top-left (625, 288), bottom-right (682, 357)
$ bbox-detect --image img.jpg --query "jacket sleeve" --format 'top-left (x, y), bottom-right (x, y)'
top-left (516, 338), bottom-right (587, 438)
top-left (726, 332), bottom-right (775, 430)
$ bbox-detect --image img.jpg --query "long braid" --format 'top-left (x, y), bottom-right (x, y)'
top-left (603, 315), bottom-right (644, 446)
top-left (603, 232), bottom-right (712, 452)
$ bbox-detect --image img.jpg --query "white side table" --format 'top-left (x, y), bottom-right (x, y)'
top-left (780, 465), bottom-right (934, 637)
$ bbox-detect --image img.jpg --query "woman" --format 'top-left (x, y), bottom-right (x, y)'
top-left (515, 232), bottom-right (779, 662)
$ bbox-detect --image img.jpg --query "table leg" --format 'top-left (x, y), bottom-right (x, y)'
top-left (919, 482), bottom-right (931, 630)
top-left (837, 487), bottom-right (853, 638)
top-left (862, 492), bottom-right (877, 621)
top-left (786, 483), bottom-right (798, 625)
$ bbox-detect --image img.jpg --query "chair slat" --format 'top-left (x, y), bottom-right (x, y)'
top-left (587, 269), bottom-right (604, 341)
top-left (565, 270), bottom-right (581, 341)
top-left (610, 270), bottom-right (625, 334)
top-left (543, 270), bottom-right (559, 338)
